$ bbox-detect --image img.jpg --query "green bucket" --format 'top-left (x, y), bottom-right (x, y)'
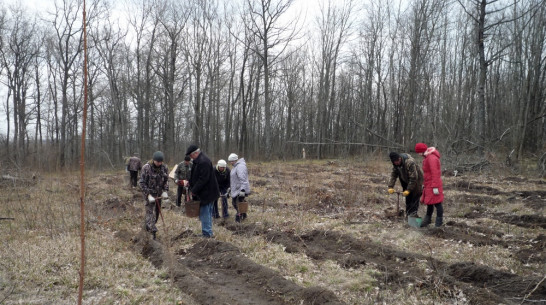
top-left (408, 216), bottom-right (422, 228)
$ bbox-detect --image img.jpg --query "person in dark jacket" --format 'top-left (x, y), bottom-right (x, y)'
top-left (415, 143), bottom-right (444, 227)
top-left (174, 156), bottom-right (192, 207)
top-left (387, 151), bottom-right (424, 218)
top-left (213, 159), bottom-right (230, 219)
top-left (126, 154), bottom-right (142, 188)
top-left (186, 145), bottom-right (220, 237)
top-left (139, 151), bottom-right (169, 239)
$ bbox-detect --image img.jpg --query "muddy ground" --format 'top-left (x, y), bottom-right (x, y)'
top-left (98, 161), bottom-right (545, 305)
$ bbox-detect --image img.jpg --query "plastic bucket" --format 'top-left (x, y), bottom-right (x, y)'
top-left (238, 201), bottom-right (249, 213)
top-left (185, 201), bottom-right (200, 218)
top-left (408, 216), bottom-right (422, 228)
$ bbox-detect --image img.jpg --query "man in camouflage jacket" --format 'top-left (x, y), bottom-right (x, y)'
top-left (387, 152), bottom-right (424, 217)
top-left (139, 151), bottom-right (169, 238)
top-left (174, 156), bottom-right (192, 207)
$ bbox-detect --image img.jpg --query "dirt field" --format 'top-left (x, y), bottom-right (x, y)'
top-left (1, 158), bottom-right (545, 304)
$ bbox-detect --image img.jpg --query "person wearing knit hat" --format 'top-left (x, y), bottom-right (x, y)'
top-left (139, 151), bottom-right (170, 239)
top-left (414, 143), bottom-right (444, 227)
top-left (414, 143), bottom-right (428, 154)
top-left (153, 151), bottom-right (164, 162)
top-left (186, 145), bottom-right (219, 237)
top-left (228, 153), bottom-right (251, 222)
top-left (228, 153), bottom-right (238, 162)
top-left (389, 151), bottom-right (401, 163)
top-left (387, 151), bottom-right (424, 218)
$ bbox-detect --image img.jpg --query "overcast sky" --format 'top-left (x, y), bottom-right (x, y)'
top-left (0, 0), bottom-right (366, 136)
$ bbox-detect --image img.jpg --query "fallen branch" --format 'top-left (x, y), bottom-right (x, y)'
top-left (287, 140), bottom-right (395, 149)
top-left (520, 274), bottom-right (546, 305)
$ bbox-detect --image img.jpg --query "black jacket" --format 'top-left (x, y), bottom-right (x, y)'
top-left (189, 152), bottom-right (220, 204)
top-left (215, 167), bottom-right (231, 191)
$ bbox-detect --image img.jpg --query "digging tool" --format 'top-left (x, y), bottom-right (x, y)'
top-left (219, 191), bottom-right (228, 216)
top-left (151, 196), bottom-right (169, 240)
top-left (388, 191), bottom-right (402, 217)
top-left (0, 217), bottom-right (14, 220)
top-left (391, 191), bottom-right (422, 227)
top-left (155, 197), bottom-right (166, 227)
top-left (395, 191), bottom-right (402, 217)
top-left (185, 186), bottom-right (191, 202)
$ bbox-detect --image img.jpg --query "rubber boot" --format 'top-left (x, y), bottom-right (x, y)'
top-left (235, 214), bottom-right (241, 223)
top-left (241, 213), bottom-right (247, 221)
top-left (421, 215), bottom-right (432, 227)
top-left (435, 217), bottom-right (443, 227)
top-left (152, 231), bottom-right (157, 240)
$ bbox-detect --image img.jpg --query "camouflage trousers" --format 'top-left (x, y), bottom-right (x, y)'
top-left (145, 199), bottom-right (161, 233)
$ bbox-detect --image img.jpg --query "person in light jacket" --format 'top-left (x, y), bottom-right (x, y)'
top-left (228, 153), bottom-right (251, 222)
top-left (415, 143), bottom-right (444, 227)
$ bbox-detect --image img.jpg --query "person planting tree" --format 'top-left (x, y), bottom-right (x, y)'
top-left (139, 151), bottom-right (170, 239)
top-left (174, 156), bottom-right (192, 207)
top-left (387, 151), bottom-right (424, 219)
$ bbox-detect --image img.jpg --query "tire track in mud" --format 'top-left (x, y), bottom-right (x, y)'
top-left (221, 222), bottom-right (546, 304)
top-left (118, 229), bottom-right (344, 305)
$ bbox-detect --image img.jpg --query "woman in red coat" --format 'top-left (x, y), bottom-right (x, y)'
top-left (415, 143), bottom-right (444, 227)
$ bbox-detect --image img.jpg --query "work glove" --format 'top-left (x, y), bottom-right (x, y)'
top-left (183, 180), bottom-right (189, 187)
top-left (227, 188), bottom-right (231, 196)
top-left (175, 179), bottom-right (179, 185)
top-left (388, 188), bottom-right (395, 194)
top-left (402, 190), bottom-right (410, 197)
top-left (239, 190), bottom-right (246, 197)
top-left (161, 191), bottom-right (169, 199)
top-left (433, 188), bottom-right (440, 195)
top-left (147, 194), bottom-right (155, 203)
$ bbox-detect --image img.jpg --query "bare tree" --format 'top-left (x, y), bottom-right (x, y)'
top-left (244, 0), bottom-right (299, 160)
top-left (457, 0), bottom-right (529, 155)
top-left (314, 0), bottom-right (354, 158)
top-left (512, 0), bottom-right (546, 159)
top-left (126, 0), bottom-right (161, 157)
top-left (90, 10), bottom-right (129, 162)
top-left (47, 0), bottom-right (85, 168)
top-left (184, 0), bottom-right (216, 145)
top-left (0, 5), bottom-right (40, 165)
top-left (153, 0), bottom-right (189, 159)
top-left (401, 0), bottom-right (447, 148)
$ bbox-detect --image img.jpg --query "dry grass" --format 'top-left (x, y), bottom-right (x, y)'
top-left (0, 172), bottom-right (198, 305)
top-left (0, 157), bottom-right (544, 304)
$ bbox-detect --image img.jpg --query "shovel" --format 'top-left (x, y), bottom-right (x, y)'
top-left (153, 195), bottom-right (171, 239)
top-left (391, 191), bottom-right (403, 217)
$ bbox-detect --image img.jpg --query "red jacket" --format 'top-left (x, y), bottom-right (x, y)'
top-left (420, 147), bottom-right (444, 205)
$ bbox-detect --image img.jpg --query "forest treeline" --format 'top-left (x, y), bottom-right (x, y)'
top-left (0, 0), bottom-right (544, 170)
